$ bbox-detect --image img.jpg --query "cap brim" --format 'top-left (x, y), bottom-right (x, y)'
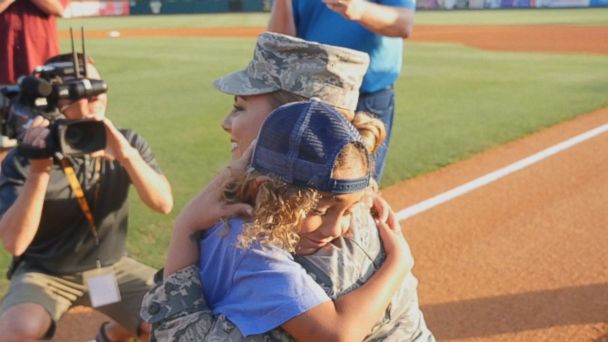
top-left (213, 69), bottom-right (279, 96)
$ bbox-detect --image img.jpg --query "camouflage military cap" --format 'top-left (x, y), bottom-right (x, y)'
top-left (213, 32), bottom-right (370, 112)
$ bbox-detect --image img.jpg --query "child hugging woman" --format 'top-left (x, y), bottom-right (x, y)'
top-left (194, 100), bottom-right (409, 341)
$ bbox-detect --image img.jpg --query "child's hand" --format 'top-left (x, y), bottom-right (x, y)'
top-left (175, 141), bottom-right (256, 233)
top-left (375, 208), bottom-right (408, 262)
top-left (370, 194), bottom-right (390, 224)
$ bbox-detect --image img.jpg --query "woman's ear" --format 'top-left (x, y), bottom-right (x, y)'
top-left (250, 175), bottom-right (271, 197)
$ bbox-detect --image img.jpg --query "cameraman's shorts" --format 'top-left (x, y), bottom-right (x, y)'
top-left (0, 257), bottom-right (155, 340)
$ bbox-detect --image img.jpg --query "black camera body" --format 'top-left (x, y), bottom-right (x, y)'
top-left (0, 60), bottom-right (108, 159)
top-left (14, 119), bottom-right (107, 160)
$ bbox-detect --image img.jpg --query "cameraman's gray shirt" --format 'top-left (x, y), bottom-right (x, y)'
top-left (0, 128), bottom-right (162, 275)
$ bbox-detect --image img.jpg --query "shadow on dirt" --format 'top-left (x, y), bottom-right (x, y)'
top-left (423, 282), bottom-right (608, 340)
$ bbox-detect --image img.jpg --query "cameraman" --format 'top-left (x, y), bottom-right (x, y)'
top-left (0, 54), bottom-right (173, 341)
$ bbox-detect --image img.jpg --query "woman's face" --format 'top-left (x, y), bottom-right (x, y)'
top-left (296, 191), bottom-right (364, 256)
top-left (222, 94), bottom-right (276, 160)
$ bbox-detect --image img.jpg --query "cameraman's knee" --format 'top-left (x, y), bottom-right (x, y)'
top-left (0, 303), bottom-right (52, 341)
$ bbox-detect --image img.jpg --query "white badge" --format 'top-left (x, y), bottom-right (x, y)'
top-left (83, 267), bottom-right (121, 307)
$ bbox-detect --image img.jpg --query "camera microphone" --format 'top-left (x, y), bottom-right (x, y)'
top-left (54, 79), bottom-right (108, 101)
top-left (18, 76), bottom-right (53, 99)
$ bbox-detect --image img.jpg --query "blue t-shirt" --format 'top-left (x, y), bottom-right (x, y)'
top-left (293, 0), bottom-right (415, 93)
top-left (198, 218), bottom-right (330, 336)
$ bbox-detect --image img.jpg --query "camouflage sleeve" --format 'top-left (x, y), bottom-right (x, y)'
top-left (140, 265), bottom-right (294, 342)
top-left (140, 265), bottom-right (217, 341)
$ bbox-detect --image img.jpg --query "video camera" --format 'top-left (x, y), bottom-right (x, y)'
top-left (0, 28), bottom-right (107, 159)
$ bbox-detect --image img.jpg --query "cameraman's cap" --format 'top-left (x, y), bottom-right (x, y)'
top-left (251, 99), bottom-right (370, 194)
top-left (213, 32), bottom-right (370, 112)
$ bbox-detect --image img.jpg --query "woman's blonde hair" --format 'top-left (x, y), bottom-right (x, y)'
top-left (222, 90), bottom-right (387, 252)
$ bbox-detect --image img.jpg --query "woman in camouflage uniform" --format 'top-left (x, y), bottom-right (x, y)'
top-left (141, 32), bottom-right (434, 342)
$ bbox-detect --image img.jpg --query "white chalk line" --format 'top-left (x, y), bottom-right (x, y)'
top-left (396, 123), bottom-right (608, 221)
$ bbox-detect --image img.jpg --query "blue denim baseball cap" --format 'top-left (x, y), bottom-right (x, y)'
top-left (251, 99), bottom-right (370, 194)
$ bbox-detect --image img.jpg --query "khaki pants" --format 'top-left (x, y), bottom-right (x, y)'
top-left (0, 257), bottom-right (155, 339)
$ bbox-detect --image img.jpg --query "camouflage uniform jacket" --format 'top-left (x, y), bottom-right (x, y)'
top-left (141, 205), bottom-right (435, 341)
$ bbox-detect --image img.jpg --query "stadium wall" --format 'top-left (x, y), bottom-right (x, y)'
top-left (63, 0), bottom-right (606, 17)
top-left (64, 0), bottom-right (130, 17)
top-left (64, 0), bottom-right (271, 17)
top-left (418, 0), bottom-right (608, 9)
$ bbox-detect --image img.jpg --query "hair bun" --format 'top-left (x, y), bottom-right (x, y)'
top-left (351, 112), bottom-right (386, 154)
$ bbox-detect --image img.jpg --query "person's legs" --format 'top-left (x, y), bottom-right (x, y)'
top-left (0, 264), bottom-right (83, 341)
top-left (356, 87), bottom-right (395, 183)
top-left (88, 257), bottom-right (155, 341)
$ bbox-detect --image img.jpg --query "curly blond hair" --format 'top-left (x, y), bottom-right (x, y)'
top-left (222, 168), bottom-right (321, 253)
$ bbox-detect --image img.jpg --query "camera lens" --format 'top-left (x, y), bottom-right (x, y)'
top-left (59, 120), bottom-right (106, 155)
top-left (65, 125), bottom-right (86, 148)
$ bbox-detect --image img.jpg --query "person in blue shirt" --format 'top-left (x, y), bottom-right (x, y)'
top-left (268, 0), bottom-right (416, 183)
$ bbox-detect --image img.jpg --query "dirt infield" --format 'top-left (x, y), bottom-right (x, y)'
top-left (62, 24), bottom-right (608, 54)
top-left (380, 107), bottom-right (608, 341)
top-left (411, 25), bottom-right (608, 54)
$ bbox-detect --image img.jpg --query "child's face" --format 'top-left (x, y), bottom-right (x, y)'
top-left (296, 190), bottom-right (364, 256)
top-left (222, 94), bottom-right (275, 160)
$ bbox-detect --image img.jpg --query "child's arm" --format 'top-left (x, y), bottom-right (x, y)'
top-left (282, 209), bottom-right (408, 341)
top-left (163, 146), bottom-right (254, 278)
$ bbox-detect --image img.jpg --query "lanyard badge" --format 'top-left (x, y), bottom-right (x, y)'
top-left (61, 157), bottom-right (121, 307)
top-left (83, 267), bottom-right (121, 307)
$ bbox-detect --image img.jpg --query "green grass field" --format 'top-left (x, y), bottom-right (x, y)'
top-left (56, 8), bottom-right (608, 29)
top-left (1, 9), bottom-right (607, 294)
